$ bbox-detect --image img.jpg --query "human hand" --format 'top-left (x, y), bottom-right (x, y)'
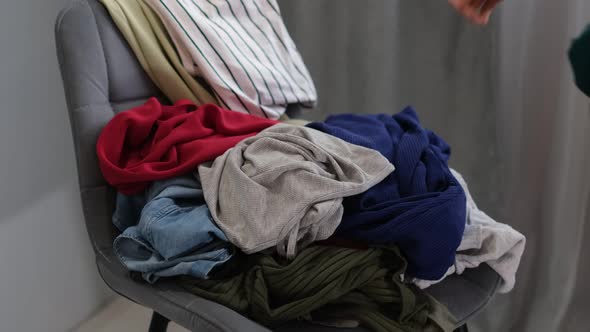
top-left (448, 0), bottom-right (503, 25)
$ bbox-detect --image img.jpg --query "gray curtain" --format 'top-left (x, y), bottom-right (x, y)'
top-left (278, 0), bottom-right (590, 331)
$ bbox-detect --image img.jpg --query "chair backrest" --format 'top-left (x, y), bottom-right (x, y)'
top-left (55, 0), bottom-right (303, 255)
top-left (55, 0), bottom-right (161, 253)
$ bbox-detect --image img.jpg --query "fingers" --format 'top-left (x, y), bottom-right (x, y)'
top-left (469, 0), bottom-right (484, 8)
top-left (474, 0), bottom-right (502, 25)
top-left (448, 0), bottom-right (482, 25)
top-left (480, 0), bottom-right (502, 23)
top-left (481, 0), bottom-right (502, 13)
top-left (468, 0), bottom-right (488, 24)
top-left (448, 0), bottom-right (468, 11)
top-left (448, 0), bottom-right (501, 25)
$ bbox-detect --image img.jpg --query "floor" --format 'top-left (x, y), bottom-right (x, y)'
top-left (74, 297), bottom-right (189, 332)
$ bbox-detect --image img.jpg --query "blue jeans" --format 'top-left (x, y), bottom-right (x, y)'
top-left (112, 175), bottom-right (233, 283)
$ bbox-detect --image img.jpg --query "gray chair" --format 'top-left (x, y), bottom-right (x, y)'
top-left (54, 0), bottom-right (500, 331)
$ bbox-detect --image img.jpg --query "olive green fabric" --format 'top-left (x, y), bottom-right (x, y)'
top-left (179, 246), bottom-right (456, 332)
top-left (100, 0), bottom-right (218, 104)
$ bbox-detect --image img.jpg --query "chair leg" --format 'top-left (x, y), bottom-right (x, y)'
top-left (148, 311), bottom-right (170, 332)
top-left (454, 324), bottom-right (468, 332)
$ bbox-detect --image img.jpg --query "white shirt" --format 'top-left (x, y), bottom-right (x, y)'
top-left (145, 0), bottom-right (317, 119)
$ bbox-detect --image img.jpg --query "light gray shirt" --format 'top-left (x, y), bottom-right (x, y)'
top-left (199, 123), bottom-right (395, 258)
top-left (412, 169), bottom-right (526, 293)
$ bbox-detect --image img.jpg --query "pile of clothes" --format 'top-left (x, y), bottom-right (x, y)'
top-left (97, 1), bottom-right (526, 331)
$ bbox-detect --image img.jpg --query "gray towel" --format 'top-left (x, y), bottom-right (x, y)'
top-left (199, 123), bottom-right (394, 257)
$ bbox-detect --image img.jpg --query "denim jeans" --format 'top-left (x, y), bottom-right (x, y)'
top-left (112, 175), bottom-right (233, 283)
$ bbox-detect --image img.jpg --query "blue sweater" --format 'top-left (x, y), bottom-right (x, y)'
top-left (307, 107), bottom-right (466, 280)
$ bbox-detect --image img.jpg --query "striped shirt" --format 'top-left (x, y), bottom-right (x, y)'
top-left (144, 0), bottom-right (317, 119)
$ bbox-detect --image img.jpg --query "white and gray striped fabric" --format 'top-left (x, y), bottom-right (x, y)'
top-left (145, 0), bottom-right (317, 119)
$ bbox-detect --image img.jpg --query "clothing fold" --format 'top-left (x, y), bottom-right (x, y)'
top-left (569, 24), bottom-right (590, 97)
top-left (307, 108), bottom-right (466, 280)
top-left (112, 174), bottom-right (233, 283)
top-left (96, 97), bottom-right (278, 194)
top-left (198, 123), bottom-right (395, 258)
top-left (412, 170), bottom-right (526, 293)
top-left (179, 245), bottom-right (457, 332)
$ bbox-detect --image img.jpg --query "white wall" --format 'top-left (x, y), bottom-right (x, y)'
top-left (0, 0), bottom-right (112, 331)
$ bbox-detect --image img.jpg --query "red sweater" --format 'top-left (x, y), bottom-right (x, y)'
top-left (97, 98), bottom-right (278, 194)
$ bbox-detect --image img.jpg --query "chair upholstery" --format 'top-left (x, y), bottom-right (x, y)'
top-left (55, 1), bottom-right (500, 331)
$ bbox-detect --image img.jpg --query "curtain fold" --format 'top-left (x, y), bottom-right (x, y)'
top-left (277, 0), bottom-right (590, 330)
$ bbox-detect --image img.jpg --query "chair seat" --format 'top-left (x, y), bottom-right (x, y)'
top-left (93, 186), bottom-right (500, 331)
top-left (97, 235), bottom-right (499, 332)
top-left (84, 185), bottom-right (498, 332)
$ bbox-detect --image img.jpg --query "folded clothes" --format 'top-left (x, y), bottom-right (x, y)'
top-left (307, 108), bottom-right (466, 280)
top-left (199, 123), bottom-right (394, 258)
top-left (96, 98), bottom-right (278, 194)
top-left (112, 174), bottom-right (233, 283)
top-left (179, 246), bottom-right (456, 332)
top-left (412, 170), bottom-right (526, 293)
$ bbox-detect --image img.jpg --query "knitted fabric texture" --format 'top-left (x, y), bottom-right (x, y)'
top-left (97, 98), bottom-right (278, 194)
top-left (179, 246), bottom-right (456, 332)
top-left (307, 107), bottom-right (466, 280)
top-left (198, 123), bottom-right (394, 257)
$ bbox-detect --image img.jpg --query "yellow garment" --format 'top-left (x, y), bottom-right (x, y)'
top-left (281, 117), bottom-right (312, 126)
top-left (100, 0), bottom-right (217, 104)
